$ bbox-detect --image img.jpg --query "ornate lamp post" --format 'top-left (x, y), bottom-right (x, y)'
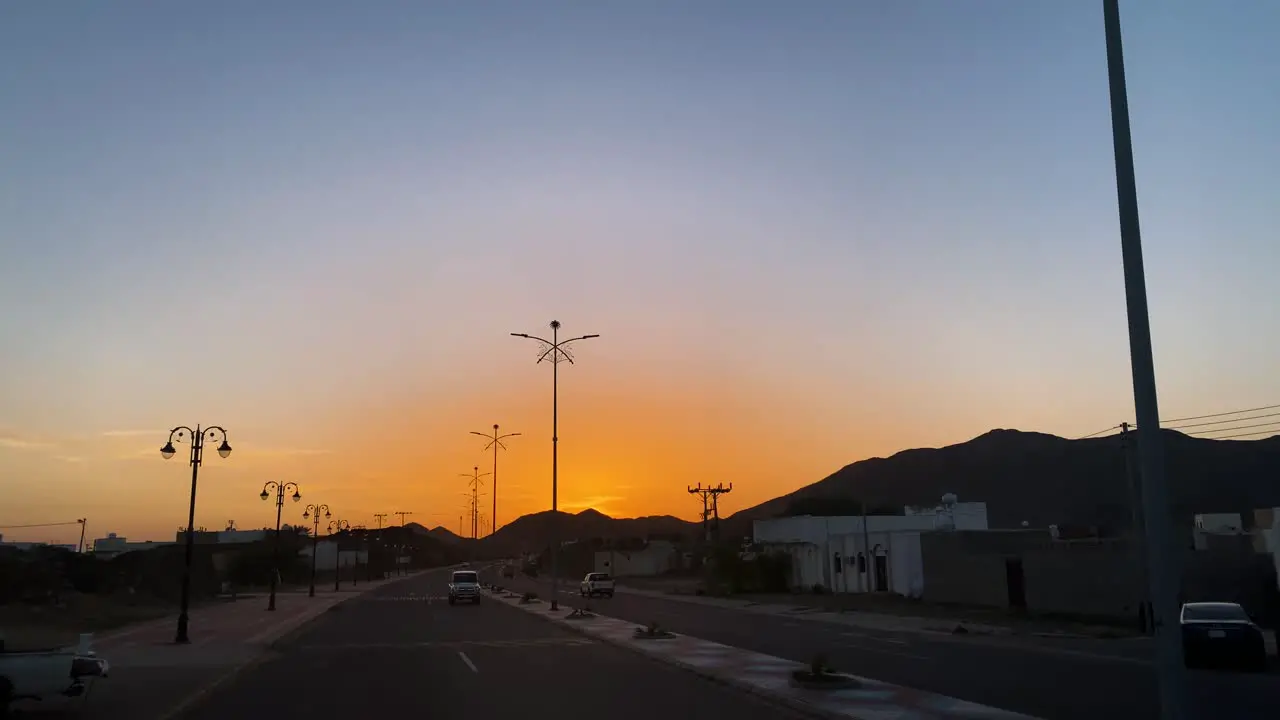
top-left (301, 504), bottom-right (331, 597)
top-left (259, 481), bottom-right (301, 610)
top-left (160, 425), bottom-right (231, 644)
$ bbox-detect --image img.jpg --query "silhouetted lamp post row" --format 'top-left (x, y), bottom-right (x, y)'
top-left (511, 320), bottom-right (599, 611)
top-left (260, 481), bottom-right (301, 611)
top-left (302, 504), bottom-right (331, 597)
top-left (328, 519), bottom-right (350, 592)
top-left (160, 425), bottom-right (232, 645)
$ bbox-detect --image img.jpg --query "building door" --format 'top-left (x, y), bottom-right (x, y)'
top-left (1005, 558), bottom-right (1026, 609)
top-left (873, 545), bottom-right (888, 592)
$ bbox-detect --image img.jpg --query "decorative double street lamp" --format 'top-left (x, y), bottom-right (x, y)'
top-left (328, 519), bottom-right (350, 592)
top-left (302, 503), bottom-right (331, 597)
top-left (260, 481), bottom-right (301, 611)
top-left (161, 425), bottom-right (232, 644)
top-left (511, 320), bottom-right (599, 611)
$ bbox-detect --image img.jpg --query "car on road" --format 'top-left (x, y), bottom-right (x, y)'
top-left (1181, 601), bottom-right (1269, 671)
top-left (448, 570), bottom-right (481, 606)
top-left (580, 572), bottom-right (615, 598)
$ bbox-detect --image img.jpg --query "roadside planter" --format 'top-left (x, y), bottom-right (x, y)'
top-left (788, 654), bottom-right (860, 691)
top-left (633, 622), bottom-right (676, 640)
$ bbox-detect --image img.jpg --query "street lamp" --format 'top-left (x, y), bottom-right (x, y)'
top-left (301, 503), bottom-right (331, 597)
top-left (460, 467), bottom-right (490, 540)
top-left (470, 424), bottom-right (521, 535)
top-left (260, 481), bottom-right (301, 611)
top-left (1101, 1), bottom-right (1186, 716)
top-left (160, 425), bottom-right (231, 644)
top-left (511, 320), bottom-right (600, 611)
top-left (328, 519), bottom-right (350, 592)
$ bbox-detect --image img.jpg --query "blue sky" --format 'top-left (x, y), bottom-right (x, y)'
top-left (2, 1), bottom-right (1278, 541)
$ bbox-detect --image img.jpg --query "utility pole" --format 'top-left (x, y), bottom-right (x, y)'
top-left (394, 511), bottom-right (413, 527)
top-left (688, 484), bottom-right (732, 543)
top-left (373, 513), bottom-right (387, 530)
top-left (461, 467), bottom-right (490, 539)
top-left (471, 424), bottom-right (521, 535)
top-left (1121, 423), bottom-right (1152, 634)
top-left (1102, 1), bottom-right (1187, 717)
top-left (76, 518), bottom-right (87, 554)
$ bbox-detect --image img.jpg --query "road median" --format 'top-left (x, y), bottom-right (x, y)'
top-left (484, 583), bottom-right (1044, 720)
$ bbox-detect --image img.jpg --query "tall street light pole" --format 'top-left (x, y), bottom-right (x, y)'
top-left (161, 425), bottom-right (232, 644)
top-left (511, 320), bottom-right (600, 611)
top-left (460, 467), bottom-right (491, 539)
top-left (1101, 2), bottom-right (1187, 717)
top-left (470, 424), bottom-right (521, 535)
top-left (328, 519), bottom-right (350, 592)
top-left (260, 481), bottom-right (302, 611)
top-left (302, 504), bottom-right (331, 597)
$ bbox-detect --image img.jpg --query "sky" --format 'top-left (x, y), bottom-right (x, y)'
top-left (2, 1), bottom-right (1278, 545)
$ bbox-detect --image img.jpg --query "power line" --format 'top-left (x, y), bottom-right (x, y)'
top-left (1076, 424), bottom-right (1122, 440)
top-left (0, 521), bottom-right (83, 530)
top-left (1165, 411), bottom-right (1280, 431)
top-left (1161, 403), bottom-right (1280, 425)
top-left (1210, 427), bottom-right (1280, 441)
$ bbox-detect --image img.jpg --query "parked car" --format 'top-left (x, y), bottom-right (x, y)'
top-left (1181, 601), bottom-right (1268, 671)
top-left (1, 635), bottom-right (109, 717)
top-left (580, 572), bottom-right (615, 598)
top-left (448, 570), bottom-right (481, 606)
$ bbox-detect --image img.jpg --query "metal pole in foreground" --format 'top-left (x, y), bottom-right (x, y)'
top-left (1102, 2), bottom-right (1187, 717)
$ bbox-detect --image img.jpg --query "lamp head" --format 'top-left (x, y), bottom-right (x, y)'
top-left (160, 442), bottom-right (176, 460)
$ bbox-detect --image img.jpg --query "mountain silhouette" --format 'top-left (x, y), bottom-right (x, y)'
top-left (473, 428), bottom-right (1280, 550)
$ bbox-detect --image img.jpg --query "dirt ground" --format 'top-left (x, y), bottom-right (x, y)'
top-left (0, 595), bottom-right (172, 651)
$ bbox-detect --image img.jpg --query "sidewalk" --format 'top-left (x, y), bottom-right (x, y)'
top-left (486, 585), bottom-right (1043, 720)
top-left (20, 569), bottom-right (438, 720)
top-left (615, 585), bottom-right (1018, 636)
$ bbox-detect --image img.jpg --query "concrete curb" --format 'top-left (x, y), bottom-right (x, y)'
top-left (486, 588), bottom-right (855, 720)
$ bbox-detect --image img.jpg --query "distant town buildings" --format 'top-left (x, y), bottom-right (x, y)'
top-left (0, 533), bottom-right (77, 552)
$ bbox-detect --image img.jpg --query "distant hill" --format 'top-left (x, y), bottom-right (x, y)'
top-left (722, 428), bottom-right (1280, 536)
top-left (473, 508), bottom-right (697, 556)
top-left (400, 523), bottom-right (465, 545)
top-left (458, 429), bottom-right (1280, 551)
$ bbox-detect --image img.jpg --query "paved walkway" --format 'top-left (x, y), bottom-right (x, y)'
top-left (489, 584), bottom-right (1043, 720)
top-left (14, 570), bottom-right (438, 720)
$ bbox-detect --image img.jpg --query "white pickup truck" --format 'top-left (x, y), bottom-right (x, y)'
top-left (0, 634), bottom-right (109, 717)
top-left (448, 570), bottom-right (481, 606)
top-left (579, 572), bottom-right (615, 598)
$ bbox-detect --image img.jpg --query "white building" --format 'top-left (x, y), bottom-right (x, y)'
top-left (752, 498), bottom-right (989, 597)
top-left (91, 533), bottom-right (175, 558)
top-left (301, 540), bottom-right (368, 570)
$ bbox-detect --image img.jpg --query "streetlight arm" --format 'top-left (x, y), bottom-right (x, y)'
top-left (167, 426), bottom-right (196, 443)
top-left (510, 332), bottom-right (552, 345)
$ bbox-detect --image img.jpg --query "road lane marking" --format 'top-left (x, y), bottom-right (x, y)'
top-left (458, 651), bottom-right (479, 673)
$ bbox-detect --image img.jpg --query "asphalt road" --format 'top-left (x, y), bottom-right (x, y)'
top-left (502, 573), bottom-right (1279, 720)
top-left (172, 569), bottom-right (807, 720)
